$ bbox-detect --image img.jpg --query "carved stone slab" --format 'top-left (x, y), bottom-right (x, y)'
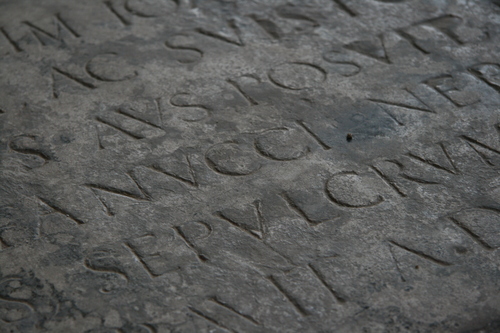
top-left (1, 0), bottom-right (500, 332)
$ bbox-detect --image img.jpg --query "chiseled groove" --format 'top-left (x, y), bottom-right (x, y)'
top-left (84, 183), bottom-right (148, 201)
top-left (116, 109), bottom-right (162, 129)
top-left (267, 275), bottom-right (309, 316)
top-left (38, 197), bottom-right (84, 225)
top-left (173, 226), bottom-right (209, 262)
top-left (188, 306), bottom-right (238, 333)
top-left (370, 165), bottom-right (407, 197)
top-left (209, 296), bottom-right (261, 325)
top-left (214, 211), bottom-right (262, 239)
top-left (123, 242), bottom-right (159, 278)
top-left (449, 217), bottom-right (493, 250)
top-left (147, 164), bottom-right (197, 187)
top-left (308, 263), bottom-right (346, 303)
top-left (461, 135), bottom-right (500, 154)
top-left (95, 117), bottom-right (144, 140)
top-left (295, 120), bottom-right (331, 150)
top-left (406, 152), bottom-right (456, 174)
top-left (196, 20), bottom-right (243, 46)
top-left (389, 240), bottom-right (452, 266)
top-left (368, 98), bottom-right (432, 112)
top-left (280, 192), bottom-right (323, 226)
top-left (332, 0), bottom-right (357, 17)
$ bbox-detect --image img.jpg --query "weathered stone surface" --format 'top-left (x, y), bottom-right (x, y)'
top-left (0, 0), bottom-right (500, 332)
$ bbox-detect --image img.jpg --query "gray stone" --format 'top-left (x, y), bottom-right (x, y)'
top-left (0, 0), bottom-right (500, 332)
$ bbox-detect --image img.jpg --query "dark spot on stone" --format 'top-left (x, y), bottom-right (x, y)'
top-left (60, 135), bottom-right (71, 143)
top-left (454, 246), bottom-right (468, 254)
top-left (414, 265), bottom-right (419, 269)
top-left (346, 133), bottom-right (353, 142)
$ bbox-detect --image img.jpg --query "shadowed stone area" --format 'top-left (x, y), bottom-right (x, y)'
top-left (0, 0), bottom-right (500, 332)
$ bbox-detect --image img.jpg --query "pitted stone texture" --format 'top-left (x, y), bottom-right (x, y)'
top-left (1, 0), bottom-right (500, 332)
